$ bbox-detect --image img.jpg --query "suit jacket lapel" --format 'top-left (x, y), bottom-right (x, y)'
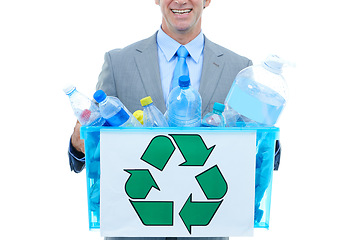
top-left (199, 37), bottom-right (225, 113)
top-left (133, 32), bottom-right (167, 113)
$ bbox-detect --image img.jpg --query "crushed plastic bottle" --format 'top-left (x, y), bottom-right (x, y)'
top-left (140, 96), bottom-right (169, 127)
top-left (201, 102), bottom-right (225, 127)
top-left (167, 75), bottom-right (202, 127)
top-left (93, 90), bottom-right (141, 127)
top-left (222, 103), bottom-right (240, 127)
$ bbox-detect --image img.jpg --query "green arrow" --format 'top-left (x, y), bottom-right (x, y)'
top-left (130, 200), bottom-right (173, 226)
top-left (179, 194), bottom-right (223, 234)
top-left (141, 135), bottom-right (175, 171)
top-left (124, 169), bottom-right (160, 199)
top-left (170, 134), bottom-right (215, 166)
top-left (195, 165), bottom-right (228, 200)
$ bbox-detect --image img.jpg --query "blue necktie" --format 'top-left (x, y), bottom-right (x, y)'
top-left (169, 46), bottom-right (189, 93)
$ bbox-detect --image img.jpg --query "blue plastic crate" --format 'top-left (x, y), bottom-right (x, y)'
top-left (80, 126), bottom-right (279, 231)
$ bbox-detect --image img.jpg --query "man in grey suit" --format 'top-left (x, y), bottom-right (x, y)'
top-left (69, 0), bottom-right (252, 239)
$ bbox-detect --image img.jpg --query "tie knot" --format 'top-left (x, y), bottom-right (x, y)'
top-left (177, 46), bottom-right (189, 58)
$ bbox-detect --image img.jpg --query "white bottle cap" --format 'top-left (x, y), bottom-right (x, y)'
top-left (63, 84), bottom-right (76, 95)
top-left (262, 55), bottom-right (284, 75)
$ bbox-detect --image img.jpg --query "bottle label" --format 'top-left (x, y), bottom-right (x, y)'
top-left (107, 108), bottom-right (130, 126)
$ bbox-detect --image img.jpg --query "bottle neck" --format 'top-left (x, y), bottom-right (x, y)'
top-left (99, 96), bottom-right (109, 105)
top-left (213, 110), bottom-right (223, 115)
top-left (144, 102), bottom-right (153, 108)
top-left (67, 88), bottom-right (77, 96)
top-left (180, 86), bottom-right (190, 90)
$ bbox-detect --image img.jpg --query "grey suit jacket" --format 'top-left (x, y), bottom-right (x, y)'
top-left (96, 32), bottom-right (252, 115)
top-left (68, 32), bottom-right (252, 173)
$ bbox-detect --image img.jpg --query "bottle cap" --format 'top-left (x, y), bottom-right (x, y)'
top-left (140, 96), bottom-right (153, 106)
top-left (93, 90), bottom-right (107, 103)
top-left (262, 55), bottom-right (284, 74)
top-left (213, 102), bottom-right (225, 113)
top-left (63, 84), bottom-right (76, 95)
top-left (179, 75), bottom-right (190, 87)
top-left (133, 110), bottom-right (144, 125)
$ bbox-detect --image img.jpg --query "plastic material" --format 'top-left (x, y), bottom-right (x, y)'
top-left (141, 96), bottom-right (169, 127)
top-left (80, 126), bottom-right (101, 230)
top-left (93, 90), bottom-right (141, 127)
top-left (222, 103), bottom-right (240, 127)
top-left (63, 85), bottom-right (106, 126)
top-left (201, 102), bottom-right (225, 127)
top-left (253, 128), bottom-right (278, 228)
top-left (225, 55), bottom-right (288, 126)
top-left (81, 126), bottom-right (279, 230)
top-left (167, 75), bottom-right (202, 127)
top-left (140, 96), bottom-right (153, 106)
top-left (133, 110), bottom-right (144, 125)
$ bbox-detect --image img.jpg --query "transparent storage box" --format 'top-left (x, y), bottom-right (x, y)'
top-left (80, 126), bottom-right (279, 231)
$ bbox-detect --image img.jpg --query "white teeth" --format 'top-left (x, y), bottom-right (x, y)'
top-left (172, 9), bottom-right (191, 14)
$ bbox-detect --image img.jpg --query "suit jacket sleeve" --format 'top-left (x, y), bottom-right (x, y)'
top-left (68, 139), bottom-right (85, 173)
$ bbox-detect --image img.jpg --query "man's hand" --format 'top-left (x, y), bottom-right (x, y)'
top-left (71, 120), bottom-right (85, 153)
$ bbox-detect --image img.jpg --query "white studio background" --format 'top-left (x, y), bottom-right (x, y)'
top-left (1, 0), bottom-right (359, 239)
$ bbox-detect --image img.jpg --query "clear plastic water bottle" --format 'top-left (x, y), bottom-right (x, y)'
top-left (167, 75), bottom-right (202, 127)
top-left (140, 96), bottom-right (169, 127)
top-left (63, 85), bottom-right (106, 126)
top-left (93, 90), bottom-right (142, 127)
top-left (225, 55), bottom-right (288, 126)
top-left (222, 103), bottom-right (239, 127)
top-left (201, 102), bottom-right (225, 127)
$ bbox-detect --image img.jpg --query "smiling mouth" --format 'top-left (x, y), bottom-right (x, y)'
top-left (172, 9), bottom-right (192, 15)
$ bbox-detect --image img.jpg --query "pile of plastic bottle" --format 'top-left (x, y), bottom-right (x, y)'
top-left (64, 54), bottom-right (289, 226)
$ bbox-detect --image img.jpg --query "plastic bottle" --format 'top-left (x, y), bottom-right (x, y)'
top-left (167, 75), bottom-right (202, 127)
top-left (222, 103), bottom-right (240, 127)
top-left (93, 90), bottom-right (142, 127)
top-left (140, 96), bottom-right (169, 127)
top-left (63, 85), bottom-right (106, 126)
top-left (225, 55), bottom-right (288, 126)
top-left (201, 102), bottom-right (225, 127)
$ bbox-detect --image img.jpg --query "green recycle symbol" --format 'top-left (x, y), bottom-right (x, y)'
top-left (124, 134), bottom-right (228, 234)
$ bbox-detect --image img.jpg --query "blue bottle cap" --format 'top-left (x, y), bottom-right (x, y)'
top-left (93, 90), bottom-right (107, 103)
top-left (213, 102), bottom-right (225, 113)
top-left (179, 75), bottom-right (190, 87)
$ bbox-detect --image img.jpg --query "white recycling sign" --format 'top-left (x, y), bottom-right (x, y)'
top-left (100, 128), bottom-right (256, 237)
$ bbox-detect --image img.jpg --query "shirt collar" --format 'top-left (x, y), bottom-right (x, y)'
top-left (157, 28), bottom-right (204, 63)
